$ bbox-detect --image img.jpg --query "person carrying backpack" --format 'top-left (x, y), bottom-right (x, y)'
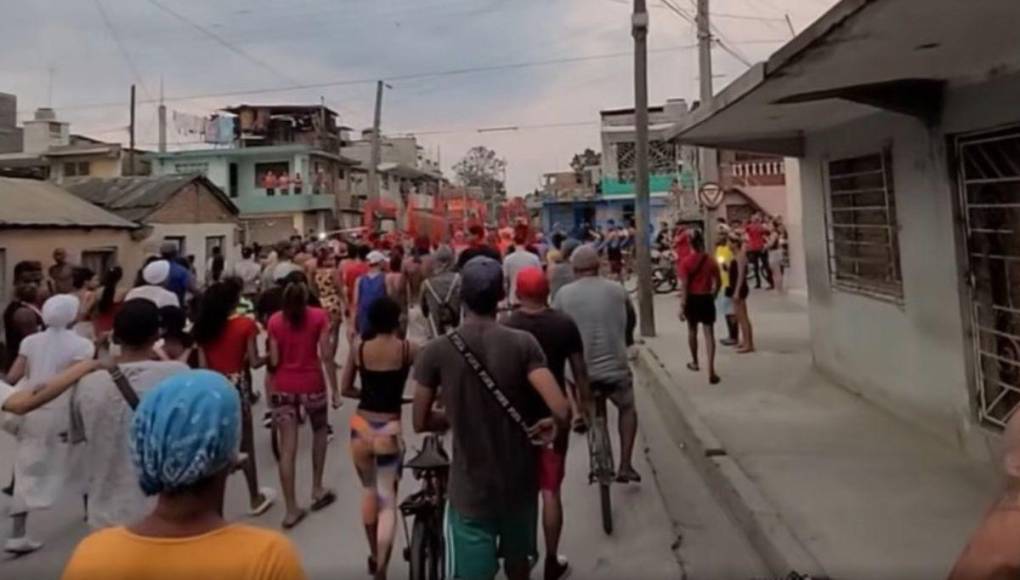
top-left (420, 245), bottom-right (461, 338)
top-left (353, 251), bottom-right (389, 339)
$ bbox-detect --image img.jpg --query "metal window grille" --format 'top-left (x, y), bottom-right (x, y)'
top-left (824, 150), bottom-right (903, 299)
top-left (957, 129), bottom-right (1020, 429)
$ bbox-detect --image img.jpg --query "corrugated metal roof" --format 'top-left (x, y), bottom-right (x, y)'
top-left (63, 174), bottom-right (238, 222)
top-left (0, 177), bottom-right (138, 229)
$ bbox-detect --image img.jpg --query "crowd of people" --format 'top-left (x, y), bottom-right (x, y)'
top-left (0, 221), bottom-right (646, 580)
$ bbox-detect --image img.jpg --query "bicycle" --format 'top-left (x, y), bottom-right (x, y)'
top-left (586, 392), bottom-right (615, 535)
top-left (401, 433), bottom-right (450, 580)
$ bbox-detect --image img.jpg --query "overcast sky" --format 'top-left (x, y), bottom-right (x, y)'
top-left (1, 0), bottom-right (837, 193)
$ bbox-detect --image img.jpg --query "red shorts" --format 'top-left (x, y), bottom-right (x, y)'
top-left (538, 441), bottom-right (568, 492)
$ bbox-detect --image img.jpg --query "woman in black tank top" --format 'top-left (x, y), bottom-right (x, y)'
top-left (339, 295), bottom-right (419, 579)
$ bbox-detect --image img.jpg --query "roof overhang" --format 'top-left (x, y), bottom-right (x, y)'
top-left (670, 0), bottom-right (1020, 156)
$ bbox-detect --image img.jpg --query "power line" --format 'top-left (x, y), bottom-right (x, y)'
top-left (17, 43), bottom-right (699, 116)
top-left (144, 0), bottom-right (303, 86)
top-left (92, 0), bottom-right (152, 100)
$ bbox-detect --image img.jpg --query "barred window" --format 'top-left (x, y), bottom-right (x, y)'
top-left (826, 150), bottom-right (903, 299)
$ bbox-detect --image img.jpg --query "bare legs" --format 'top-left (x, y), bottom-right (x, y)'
top-left (351, 424), bottom-right (402, 580)
top-left (735, 298), bottom-right (755, 353)
top-left (277, 419), bottom-right (303, 527)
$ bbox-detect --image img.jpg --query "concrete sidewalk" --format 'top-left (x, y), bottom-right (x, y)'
top-left (637, 291), bottom-right (999, 579)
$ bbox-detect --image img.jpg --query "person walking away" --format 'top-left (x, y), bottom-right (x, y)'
top-left (232, 246), bottom-right (263, 301)
top-left (353, 251), bottom-right (388, 339)
top-left (340, 297), bottom-right (418, 579)
top-left (403, 238), bottom-right (431, 342)
top-left (950, 412), bottom-right (1020, 580)
top-left (159, 242), bottom-right (200, 305)
top-left (342, 245), bottom-right (371, 329)
top-left (547, 239), bottom-right (580, 301)
top-left (48, 248), bottom-right (75, 295)
top-left (313, 248), bottom-right (344, 360)
top-left (412, 256), bottom-right (569, 580)
top-left (206, 246), bottom-right (227, 286)
top-left (420, 246), bottom-right (461, 338)
top-left (679, 232), bottom-right (722, 384)
top-left (92, 267), bottom-right (128, 350)
top-left (553, 244), bottom-right (641, 483)
top-left (155, 306), bottom-right (194, 364)
top-left (194, 280), bottom-right (276, 517)
top-left (126, 260), bottom-right (180, 309)
top-left (713, 235), bottom-right (739, 347)
top-left (71, 267), bottom-right (98, 340)
top-left (504, 234), bottom-right (543, 307)
top-left (267, 280), bottom-right (339, 529)
top-left (504, 266), bottom-right (591, 580)
top-left (727, 235), bottom-right (755, 353)
top-left (3, 295), bottom-right (94, 554)
top-left (62, 370), bottom-right (307, 580)
top-left (384, 252), bottom-right (408, 336)
top-left (72, 299), bottom-right (189, 529)
top-left (744, 213), bottom-right (773, 290)
top-left (767, 218), bottom-right (787, 294)
top-left (456, 224), bottom-right (502, 270)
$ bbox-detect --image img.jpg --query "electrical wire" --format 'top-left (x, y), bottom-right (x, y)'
top-left (92, 0), bottom-right (152, 101)
top-left (144, 0), bottom-right (303, 86)
top-left (18, 43), bottom-right (699, 116)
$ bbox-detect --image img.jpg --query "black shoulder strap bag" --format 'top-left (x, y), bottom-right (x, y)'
top-left (446, 331), bottom-right (531, 438)
top-left (109, 365), bottom-right (140, 409)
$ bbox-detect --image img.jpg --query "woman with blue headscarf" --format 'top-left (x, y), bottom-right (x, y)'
top-left (62, 370), bottom-right (306, 580)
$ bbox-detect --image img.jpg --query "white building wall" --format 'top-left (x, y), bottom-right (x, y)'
top-left (783, 158), bottom-right (807, 296)
top-left (142, 222), bottom-right (240, 285)
top-left (800, 72), bottom-right (1020, 455)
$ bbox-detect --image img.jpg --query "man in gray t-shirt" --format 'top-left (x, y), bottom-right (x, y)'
top-left (412, 256), bottom-right (568, 580)
top-left (553, 244), bottom-right (642, 484)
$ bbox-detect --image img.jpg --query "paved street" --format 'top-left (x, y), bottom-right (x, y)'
top-left (0, 319), bottom-right (767, 579)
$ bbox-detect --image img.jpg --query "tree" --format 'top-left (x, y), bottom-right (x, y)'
top-left (570, 148), bottom-right (602, 175)
top-left (454, 146), bottom-right (507, 198)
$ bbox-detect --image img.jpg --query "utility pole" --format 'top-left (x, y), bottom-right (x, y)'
top-left (633, 0), bottom-right (656, 338)
top-left (157, 79), bottom-right (167, 153)
top-left (697, 0), bottom-right (720, 248)
top-left (128, 84), bottom-right (136, 175)
top-left (367, 80), bottom-right (384, 202)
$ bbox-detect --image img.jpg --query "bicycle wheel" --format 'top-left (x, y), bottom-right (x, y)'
top-left (600, 482), bottom-right (613, 535)
top-left (409, 516), bottom-right (433, 580)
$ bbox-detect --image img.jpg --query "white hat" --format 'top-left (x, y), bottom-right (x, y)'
top-left (143, 260), bottom-right (171, 285)
top-left (367, 251), bottom-right (387, 266)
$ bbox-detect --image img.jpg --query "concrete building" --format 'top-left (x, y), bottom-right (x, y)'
top-left (344, 132), bottom-right (443, 227)
top-left (0, 106), bottom-right (147, 181)
top-left (150, 104), bottom-right (361, 244)
top-left (0, 177), bottom-right (143, 308)
top-left (0, 93), bottom-right (20, 154)
top-left (63, 175), bottom-right (240, 284)
top-left (670, 0), bottom-right (1020, 455)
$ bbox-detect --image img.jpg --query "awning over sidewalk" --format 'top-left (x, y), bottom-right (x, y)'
top-left (671, 0), bottom-right (1020, 156)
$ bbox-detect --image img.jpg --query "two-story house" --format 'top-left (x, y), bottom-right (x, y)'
top-left (150, 104), bottom-right (361, 245)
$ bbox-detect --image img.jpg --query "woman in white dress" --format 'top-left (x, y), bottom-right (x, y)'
top-left (3, 294), bottom-right (95, 554)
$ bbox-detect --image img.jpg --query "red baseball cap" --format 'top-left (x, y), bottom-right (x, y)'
top-left (516, 266), bottom-right (549, 303)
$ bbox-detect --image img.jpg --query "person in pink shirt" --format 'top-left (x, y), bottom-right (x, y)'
top-left (267, 280), bottom-right (340, 530)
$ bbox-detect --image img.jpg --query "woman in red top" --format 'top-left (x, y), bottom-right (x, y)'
top-left (193, 278), bottom-right (275, 517)
top-left (91, 266), bottom-right (128, 350)
top-left (267, 280), bottom-right (340, 529)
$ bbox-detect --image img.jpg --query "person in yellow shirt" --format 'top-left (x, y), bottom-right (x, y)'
top-left (714, 234), bottom-right (739, 347)
top-left (61, 370), bottom-right (306, 580)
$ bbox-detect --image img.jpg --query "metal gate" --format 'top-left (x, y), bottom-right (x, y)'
top-left (958, 129), bottom-right (1020, 429)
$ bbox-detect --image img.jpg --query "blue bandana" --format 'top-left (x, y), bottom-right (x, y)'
top-left (130, 370), bottom-right (240, 495)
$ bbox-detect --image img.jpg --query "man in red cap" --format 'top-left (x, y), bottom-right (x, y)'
top-left (504, 266), bottom-right (591, 580)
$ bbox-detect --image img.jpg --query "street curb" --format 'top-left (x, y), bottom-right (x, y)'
top-left (635, 347), bottom-right (828, 579)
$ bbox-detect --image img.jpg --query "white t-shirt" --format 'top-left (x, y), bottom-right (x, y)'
top-left (503, 249), bottom-right (542, 305)
top-left (124, 285), bottom-right (180, 309)
top-left (0, 380), bottom-right (14, 410)
top-left (73, 360), bottom-right (189, 528)
top-left (232, 259), bottom-right (262, 295)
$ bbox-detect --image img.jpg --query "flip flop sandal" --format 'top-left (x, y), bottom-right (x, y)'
top-left (248, 487), bottom-right (277, 517)
top-left (709, 374), bottom-right (721, 385)
top-left (686, 362), bottom-right (700, 372)
top-left (615, 469), bottom-right (643, 484)
top-left (282, 509), bottom-right (307, 530)
top-left (310, 489), bottom-right (337, 512)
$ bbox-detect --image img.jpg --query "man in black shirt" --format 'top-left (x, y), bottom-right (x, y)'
top-left (504, 266), bottom-right (591, 580)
